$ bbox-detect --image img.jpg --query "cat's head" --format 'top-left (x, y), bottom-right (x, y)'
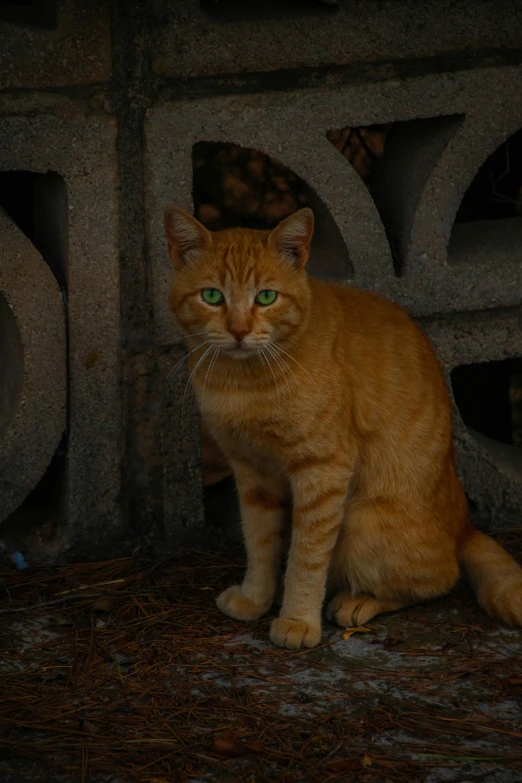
top-left (164, 206), bottom-right (314, 359)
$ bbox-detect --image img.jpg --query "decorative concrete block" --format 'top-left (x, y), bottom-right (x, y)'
top-left (0, 0), bottom-right (111, 90)
top-left (145, 63), bottom-right (522, 534)
top-left (0, 209), bottom-right (66, 521)
top-left (152, 0), bottom-right (522, 80)
top-left (0, 115), bottom-right (121, 555)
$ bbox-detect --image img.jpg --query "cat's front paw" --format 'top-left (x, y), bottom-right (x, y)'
top-left (269, 617), bottom-right (321, 649)
top-left (216, 585), bottom-right (270, 621)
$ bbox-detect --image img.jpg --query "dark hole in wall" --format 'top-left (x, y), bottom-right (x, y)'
top-left (448, 132), bottom-right (522, 435)
top-left (326, 122), bottom-right (414, 272)
top-left (200, 0), bottom-right (338, 21)
top-left (451, 359), bottom-right (522, 447)
top-left (192, 141), bottom-right (352, 280)
top-left (0, 0), bottom-right (57, 29)
top-left (0, 171), bottom-right (68, 554)
top-left (327, 124), bottom-right (392, 188)
top-left (455, 128), bottom-right (522, 223)
top-left (0, 170), bottom-right (68, 291)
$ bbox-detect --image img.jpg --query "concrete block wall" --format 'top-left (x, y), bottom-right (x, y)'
top-left (1, 0), bottom-right (522, 560)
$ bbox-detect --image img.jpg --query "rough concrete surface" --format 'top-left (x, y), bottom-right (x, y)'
top-left (157, 351), bottom-right (206, 548)
top-left (152, 0), bottom-right (522, 79)
top-left (0, 0), bottom-right (111, 90)
top-left (0, 209), bottom-right (66, 522)
top-left (0, 115), bottom-right (121, 553)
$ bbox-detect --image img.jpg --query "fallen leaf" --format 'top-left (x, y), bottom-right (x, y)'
top-left (362, 755), bottom-right (373, 768)
top-left (506, 675), bottom-right (522, 684)
top-left (212, 731), bottom-right (263, 757)
top-left (341, 625), bottom-right (372, 640)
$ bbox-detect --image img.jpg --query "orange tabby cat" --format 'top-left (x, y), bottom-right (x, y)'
top-left (164, 205), bottom-right (522, 650)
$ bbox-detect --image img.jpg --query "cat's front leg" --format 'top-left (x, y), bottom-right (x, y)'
top-left (270, 460), bottom-right (351, 650)
top-left (216, 460), bottom-right (288, 622)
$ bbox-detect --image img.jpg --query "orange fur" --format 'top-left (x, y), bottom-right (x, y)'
top-left (164, 205), bottom-right (522, 650)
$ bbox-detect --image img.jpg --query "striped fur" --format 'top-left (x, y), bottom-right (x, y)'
top-left (165, 206), bottom-right (522, 650)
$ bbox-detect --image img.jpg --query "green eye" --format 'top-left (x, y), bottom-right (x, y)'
top-left (201, 288), bottom-right (224, 306)
top-left (255, 290), bottom-right (278, 306)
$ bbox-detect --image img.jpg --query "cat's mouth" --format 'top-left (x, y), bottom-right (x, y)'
top-left (221, 341), bottom-right (262, 359)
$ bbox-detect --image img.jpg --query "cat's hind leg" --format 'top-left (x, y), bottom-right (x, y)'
top-left (326, 499), bottom-right (461, 628)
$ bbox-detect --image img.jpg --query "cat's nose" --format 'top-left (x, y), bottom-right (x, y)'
top-left (229, 328), bottom-right (250, 343)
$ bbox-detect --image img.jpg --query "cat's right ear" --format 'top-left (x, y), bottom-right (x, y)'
top-left (268, 208), bottom-right (314, 269)
top-left (163, 206), bottom-right (212, 269)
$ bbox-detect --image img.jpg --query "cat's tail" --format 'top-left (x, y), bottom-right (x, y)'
top-left (459, 527), bottom-right (522, 625)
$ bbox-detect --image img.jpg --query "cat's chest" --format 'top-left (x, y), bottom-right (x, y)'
top-left (197, 384), bottom-right (300, 456)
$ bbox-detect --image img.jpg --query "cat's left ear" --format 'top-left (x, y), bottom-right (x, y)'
top-left (164, 205), bottom-right (212, 270)
top-left (268, 208), bottom-right (314, 269)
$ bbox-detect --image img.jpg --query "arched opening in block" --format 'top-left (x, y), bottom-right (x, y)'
top-left (0, 170), bottom-right (68, 291)
top-left (452, 359), bottom-right (522, 447)
top-left (0, 171), bottom-right (68, 555)
top-left (326, 124), bottom-right (392, 187)
top-left (327, 117), bottom-right (463, 277)
top-left (448, 128), bottom-right (522, 266)
top-left (452, 359), bottom-right (522, 485)
top-left (192, 141), bottom-right (352, 281)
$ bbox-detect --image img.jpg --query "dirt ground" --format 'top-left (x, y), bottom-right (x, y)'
top-left (1, 530), bottom-right (521, 783)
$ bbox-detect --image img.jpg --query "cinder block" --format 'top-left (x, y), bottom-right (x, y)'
top-left (0, 0), bottom-right (111, 90)
top-left (152, 0), bottom-right (522, 80)
top-left (145, 63), bottom-right (522, 534)
top-left (0, 209), bottom-right (66, 521)
top-left (424, 310), bottom-right (522, 527)
top-left (0, 115), bottom-right (121, 556)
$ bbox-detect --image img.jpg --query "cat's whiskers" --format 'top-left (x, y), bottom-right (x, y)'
top-left (266, 343), bottom-right (299, 387)
top-left (271, 342), bottom-right (316, 384)
top-left (201, 346), bottom-right (221, 411)
top-left (164, 339), bottom-right (210, 387)
top-left (259, 346), bottom-right (281, 405)
top-left (164, 331), bottom-right (210, 347)
top-left (146, 332), bottom-right (211, 358)
top-left (154, 340), bottom-right (211, 428)
top-left (264, 343), bottom-right (294, 413)
top-left (182, 345), bottom-right (213, 421)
